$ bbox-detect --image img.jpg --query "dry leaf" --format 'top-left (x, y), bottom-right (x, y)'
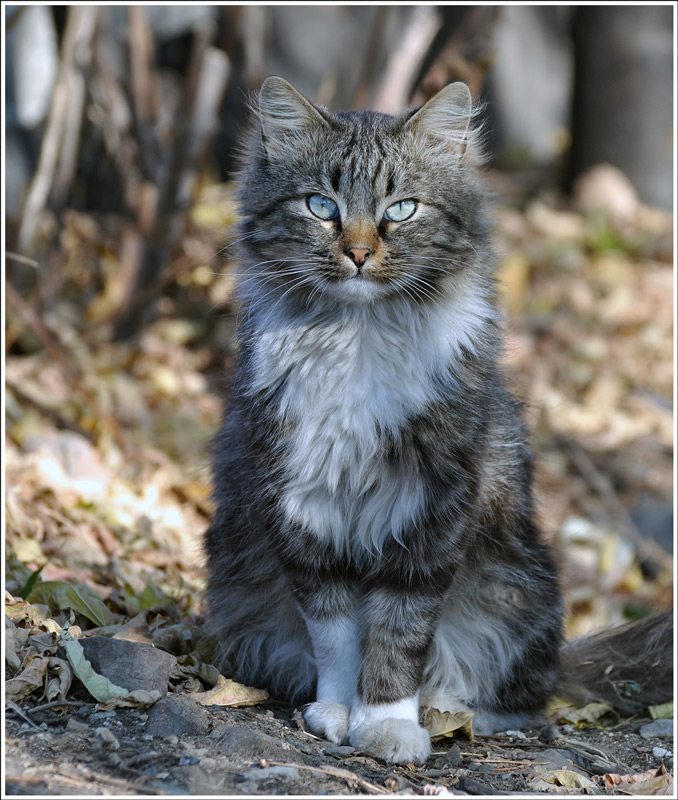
top-left (5, 653), bottom-right (50, 703)
top-left (530, 768), bottom-right (600, 794)
top-left (547, 698), bottom-right (614, 727)
top-left (603, 766), bottom-right (673, 796)
top-left (193, 674), bottom-right (269, 707)
top-left (45, 657), bottom-right (73, 702)
top-left (5, 595), bottom-right (61, 633)
top-left (423, 707), bottom-right (474, 740)
top-left (649, 702), bottom-right (673, 720)
top-left (29, 580), bottom-right (116, 627)
top-left (5, 620), bottom-right (23, 673)
top-left (96, 689), bottom-right (162, 710)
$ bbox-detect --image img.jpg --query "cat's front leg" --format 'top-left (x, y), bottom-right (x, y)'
top-left (347, 587), bottom-right (441, 764)
top-left (303, 613), bottom-right (361, 744)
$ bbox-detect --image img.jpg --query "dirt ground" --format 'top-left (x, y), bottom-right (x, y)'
top-left (5, 694), bottom-right (675, 796)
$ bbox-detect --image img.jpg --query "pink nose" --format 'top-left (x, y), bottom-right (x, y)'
top-left (345, 246), bottom-right (373, 267)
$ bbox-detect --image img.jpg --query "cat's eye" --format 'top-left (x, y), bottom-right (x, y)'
top-left (307, 194), bottom-right (339, 220)
top-left (384, 199), bottom-right (417, 222)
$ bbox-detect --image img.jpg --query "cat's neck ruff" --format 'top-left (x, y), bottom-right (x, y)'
top-left (247, 281), bottom-right (497, 554)
top-left (249, 279), bottom-right (497, 417)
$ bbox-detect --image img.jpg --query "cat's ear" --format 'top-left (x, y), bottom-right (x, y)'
top-left (405, 82), bottom-right (473, 154)
top-left (257, 77), bottom-right (329, 158)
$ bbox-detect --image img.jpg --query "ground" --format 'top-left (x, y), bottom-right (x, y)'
top-left (4, 698), bottom-right (675, 795)
top-left (4, 166), bottom-right (674, 796)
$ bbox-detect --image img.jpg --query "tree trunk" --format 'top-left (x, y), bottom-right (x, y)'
top-left (567, 6), bottom-right (673, 210)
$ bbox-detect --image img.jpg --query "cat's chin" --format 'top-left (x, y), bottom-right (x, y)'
top-left (322, 277), bottom-right (391, 304)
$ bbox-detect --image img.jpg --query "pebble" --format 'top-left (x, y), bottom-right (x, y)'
top-left (538, 724), bottom-right (560, 744)
top-left (444, 743), bottom-right (462, 768)
top-left (640, 719), bottom-right (673, 739)
top-left (652, 746), bottom-right (673, 760)
top-left (94, 727), bottom-right (120, 750)
top-left (323, 744), bottom-right (356, 757)
top-left (80, 637), bottom-right (176, 695)
top-left (65, 718), bottom-right (90, 734)
top-left (235, 765), bottom-right (301, 788)
top-left (212, 725), bottom-right (295, 762)
top-left (89, 711), bottom-right (116, 724)
top-left (144, 694), bottom-right (211, 738)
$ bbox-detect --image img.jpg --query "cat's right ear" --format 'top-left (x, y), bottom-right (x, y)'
top-left (257, 77), bottom-right (330, 158)
top-left (405, 82), bottom-right (474, 155)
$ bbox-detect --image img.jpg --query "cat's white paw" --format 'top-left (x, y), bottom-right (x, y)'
top-left (304, 702), bottom-right (350, 744)
top-left (349, 718), bottom-right (431, 764)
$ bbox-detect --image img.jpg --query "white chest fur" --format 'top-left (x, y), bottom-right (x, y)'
top-left (250, 292), bottom-right (493, 553)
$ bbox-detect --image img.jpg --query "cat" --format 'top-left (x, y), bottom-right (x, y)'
top-left (204, 77), bottom-right (673, 765)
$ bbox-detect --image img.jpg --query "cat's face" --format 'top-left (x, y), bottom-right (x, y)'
top-left (237, 78), bottom-right (485, 308)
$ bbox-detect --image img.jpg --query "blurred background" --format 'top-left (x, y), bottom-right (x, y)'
top-left (4, 6), bottom-right (674, 642)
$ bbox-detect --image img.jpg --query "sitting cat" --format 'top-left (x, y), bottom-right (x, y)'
top-left (204, 77), bottom-right (672, 764)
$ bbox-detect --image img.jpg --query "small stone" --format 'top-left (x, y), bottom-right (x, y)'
top-left (80, 637), bottom-right (175, 695)
top-left (237, 766), bottom-right (301, 784)
top-left (444, 743), bottom-right (462, 767)
top-left (212, 725), bottom-right (294, 762)
top-left (538, 724), bottom-right (560, 744)
top-left (89, 711), bottom-right (116, 724)
top-left (572, 163), bottom-right (639, 226)
top-left (323, 744), bottom-right (356, 757)
top-left (145, 694), bottom-right (211, 738)
top-left (640, 719), bottom-right (673, 739)
top-left (94, 727), bottom-right (120, 750)
top-left (65, 717), bottom-right (90, 734)
top-left (653, 747), bottom-right (673, 760)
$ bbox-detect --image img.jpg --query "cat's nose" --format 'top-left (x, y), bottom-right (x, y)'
top-left (345, 246), bottom-right (373, 267)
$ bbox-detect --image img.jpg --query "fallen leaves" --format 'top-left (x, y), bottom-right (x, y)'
top-left (603, 766), bottom-right (673, 796)
top-left (194, 674), bottom-right (269, 707)
top-left (28, 580), bottom-right (117, 627)
top-left (5, 655), bottom-right (53, 704)
top-left (529, 768), bottom-right (600, 794)
top-left (649, 703), bottom-right (673, 721)
top-left (547, 698), bottom-right (616, 728)
top-left (423, 708), bottom-right (474, 740)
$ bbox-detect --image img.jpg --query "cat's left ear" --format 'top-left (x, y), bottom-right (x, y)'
top-left (405, 82), bottom-right (473, 155)
top-left (257, 76), bottom-right (330, 158)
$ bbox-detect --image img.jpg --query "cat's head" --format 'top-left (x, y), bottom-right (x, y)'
top-left (237, 77), bottom-right (489, 309)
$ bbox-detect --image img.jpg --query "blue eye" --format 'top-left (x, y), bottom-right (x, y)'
top-left (307, 194), bottom-right (339, 220)
top-left (384, 199), bottom-right (417, 222)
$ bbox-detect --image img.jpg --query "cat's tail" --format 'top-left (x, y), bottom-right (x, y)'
top-left (558, 609), bottom-right (674, 714)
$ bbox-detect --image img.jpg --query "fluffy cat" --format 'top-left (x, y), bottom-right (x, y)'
top-left (204, 77), bottom-right (672, 764)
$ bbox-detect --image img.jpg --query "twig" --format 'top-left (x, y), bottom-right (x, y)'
top-left (5, 701), bottom-right (40, 728)
top-left (559, 735), bottom-right (630, 771)
top-left (53, 7), bottom-right (98, 206)
top-left (17, 6), bottom-right (99, 250)
top-left (24, 700), bottom-right (87, 714)
top-left (261, 760), bottom-right (388, 794)
top-left (373, 6), bottom-right (442, 113)
top-left (5, 252), bottom-right (40, 268)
